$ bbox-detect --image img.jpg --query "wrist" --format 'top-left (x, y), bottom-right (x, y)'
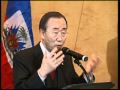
top-left (38, 68), bottom-right (47, 79)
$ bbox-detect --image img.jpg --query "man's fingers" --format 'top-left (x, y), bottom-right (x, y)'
top-left (49, 47), bottom-right (58, 57)
top-left (55, 54), bottom-right (64, 65)
top-left (54, 51), bottom-right (63, 59)
top-left (85, 54), bottom-right (101, 73)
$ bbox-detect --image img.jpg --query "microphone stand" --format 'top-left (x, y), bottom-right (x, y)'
top-left (73, 58), bottom-right (91, 84)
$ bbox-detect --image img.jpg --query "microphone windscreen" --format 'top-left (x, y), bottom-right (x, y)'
top-left (62, 47), bottom-right (69, 54)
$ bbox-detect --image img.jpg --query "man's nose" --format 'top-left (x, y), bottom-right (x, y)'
top-left (56, 32), bottom-right (63, 41)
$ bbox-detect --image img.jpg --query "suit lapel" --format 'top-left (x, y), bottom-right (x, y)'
top-left (33, 42), bottom-right (43, 70)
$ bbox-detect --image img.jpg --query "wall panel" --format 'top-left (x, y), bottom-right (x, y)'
top-left (1, 1), bottom-right (118, 89)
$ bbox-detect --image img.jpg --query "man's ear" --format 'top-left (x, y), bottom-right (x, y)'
top-left (41, 30), bottom-right (45, 39)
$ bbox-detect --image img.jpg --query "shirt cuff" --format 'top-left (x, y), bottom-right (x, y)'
top-left (37, 70), bottom-right (46, 84)
top-left (83, 72), bottom-right (95, 83)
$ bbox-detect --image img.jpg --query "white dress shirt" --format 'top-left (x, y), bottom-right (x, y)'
top-left (37, 42), bottom-right (49, 83)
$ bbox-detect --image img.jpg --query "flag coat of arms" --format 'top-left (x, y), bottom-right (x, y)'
top-left (1, 1), bottom-right (34, 89)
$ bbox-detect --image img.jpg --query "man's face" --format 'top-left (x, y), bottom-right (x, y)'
top-left (41, 17), bottom-right (67, 52)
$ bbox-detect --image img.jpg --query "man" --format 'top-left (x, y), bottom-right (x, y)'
top-left (13, 11), bottom-right (99, 89)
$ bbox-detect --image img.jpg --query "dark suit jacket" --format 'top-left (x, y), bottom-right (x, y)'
top-left (13, 43), bottom-right (87, 89)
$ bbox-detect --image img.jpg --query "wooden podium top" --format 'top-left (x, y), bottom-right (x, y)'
top-left (62, 82), bottom-right (115, 89)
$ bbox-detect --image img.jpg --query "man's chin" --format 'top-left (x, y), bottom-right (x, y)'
top-left (56, 45), bottom-right (62, 50)
top-left (49, 45), bottom-right (63, 52)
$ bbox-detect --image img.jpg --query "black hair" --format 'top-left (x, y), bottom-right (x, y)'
top-left (39, 11), bottom-right (67, 31)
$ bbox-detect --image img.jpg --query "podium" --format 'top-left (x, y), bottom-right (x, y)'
top-left (62, 82), bottom-right (114, 89)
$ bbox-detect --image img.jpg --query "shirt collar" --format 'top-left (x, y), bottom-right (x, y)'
top-left (40, 41), bottom-right (50, 55)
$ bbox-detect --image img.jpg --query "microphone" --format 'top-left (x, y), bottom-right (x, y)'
top-left (62, 47), bottom-right (88, 61)
top-left (62, 47), bottom-right (91, 83)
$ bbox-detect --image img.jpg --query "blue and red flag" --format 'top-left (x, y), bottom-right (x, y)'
top-left (1, 1), bottom-right (34, 89)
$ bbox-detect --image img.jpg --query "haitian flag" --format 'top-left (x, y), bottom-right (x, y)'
top-left (1, 1), bottom-right (34, 89)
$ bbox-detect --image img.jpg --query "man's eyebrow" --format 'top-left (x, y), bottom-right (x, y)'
top-left (52, 27), bottom-right (67, 30)
top-left (53, 27), bottom-right (59, 30)
top-left (62, 28), bottom-right (67, 30)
